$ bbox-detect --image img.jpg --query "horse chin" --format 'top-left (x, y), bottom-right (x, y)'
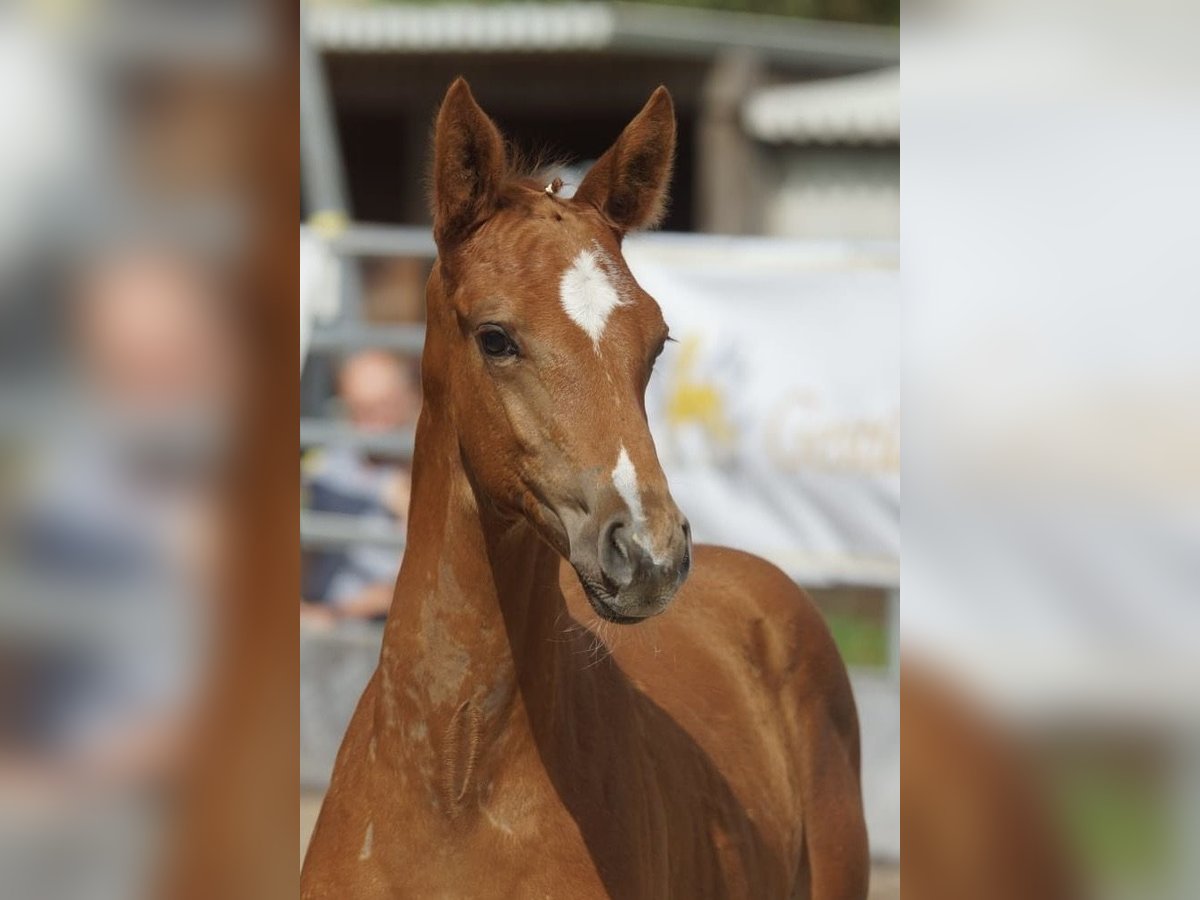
top-left (576, 572), bottom-right (671, 625)
top-left (588, 596), bottom-right (647, 625)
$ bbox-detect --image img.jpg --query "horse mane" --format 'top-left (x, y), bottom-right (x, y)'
top-left (502, 148), bottom-right (569, 189)
top-left (425, 139), bottom-right (571, 222)
top-left (489, 146), bottom-right (576, 216)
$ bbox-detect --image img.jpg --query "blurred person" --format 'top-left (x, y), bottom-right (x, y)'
top-left (301, 350), bottom-right (418, 625)
top-left (72, 248), bottom-right (240, 419)
top-left (3, 247), bottom-right (238, 796)
top-left (362, 257), bottom-right (426, 324)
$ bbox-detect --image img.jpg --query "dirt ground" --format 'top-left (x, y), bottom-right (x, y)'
top-left (301, 793), bottom-right (899, 899)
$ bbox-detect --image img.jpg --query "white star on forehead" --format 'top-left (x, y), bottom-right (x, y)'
top-left (559, 244), bottom-right (626, 349)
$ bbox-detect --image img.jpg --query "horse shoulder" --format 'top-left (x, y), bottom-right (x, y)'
top-left (683, 546), bottom-right (869, 897)
top-left (681, 545), bottom-right (854, 698)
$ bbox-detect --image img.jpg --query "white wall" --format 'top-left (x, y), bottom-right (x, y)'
top-left (762, 146), bottom-right (899, 240)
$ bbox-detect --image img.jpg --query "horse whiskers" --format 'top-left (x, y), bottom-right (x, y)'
top-left (582, 641), bottom-right (609, 671)
top-left (564, 612), bottom-right (609, 671)
top-left (588, 620), bottom-right (608, 660)
top-left (569, 621), bottom-right (601, 657)
top-left (549, 608), bottom-right (580, 644)
top-left (595, 619), bottom-right (610, 655)
top-left (603, 618), bottom-right (622, 654)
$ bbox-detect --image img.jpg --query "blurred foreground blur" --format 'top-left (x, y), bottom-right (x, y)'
top-left (0, 2), bottom-right (286, 898)
top-left (905, 0), bottom-right (1200, 898)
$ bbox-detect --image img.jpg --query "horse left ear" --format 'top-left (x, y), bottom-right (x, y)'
top-left (432, 78), bottom-right (507, 249)
top-left (574, 86), bottom-right (676, 233)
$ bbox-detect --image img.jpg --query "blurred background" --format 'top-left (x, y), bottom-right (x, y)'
top-left (297, 0), bottom-right (901, 895)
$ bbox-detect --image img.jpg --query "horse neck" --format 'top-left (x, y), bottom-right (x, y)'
top-left (374, 405), bottom-right (571, 769)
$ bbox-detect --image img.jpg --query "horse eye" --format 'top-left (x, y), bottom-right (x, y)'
top-left (478, 326), bottom-right (516, 358)
top-left (651, 336), bottom-right (669, 365)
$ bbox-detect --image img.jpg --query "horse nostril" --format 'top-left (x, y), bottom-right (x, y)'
top-left (600, 517), bottom-right (635, 588)
top-left (608, 522), bottom-right (627, 557)
top-left (676, 518), bottom-right (692, 579)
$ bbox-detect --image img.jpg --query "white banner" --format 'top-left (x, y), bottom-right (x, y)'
top-left (625, 236), bottom-right (900, 586)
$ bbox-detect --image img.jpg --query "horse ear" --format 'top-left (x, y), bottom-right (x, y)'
top-left (432, 78), bottom-right (507, 248)
top-left (574, 86), bottom-right (676, 233)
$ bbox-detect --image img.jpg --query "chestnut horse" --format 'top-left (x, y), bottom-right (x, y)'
top-left (301, 79), bottom-right (868, 899)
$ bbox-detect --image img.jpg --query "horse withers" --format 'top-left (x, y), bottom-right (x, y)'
top-left (301, 78), bottom-right (869, 899)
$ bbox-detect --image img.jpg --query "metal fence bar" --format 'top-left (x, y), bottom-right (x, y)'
top-left (301, 510), bottom-right (406, 551)
top-left (300, 9), bottom-right (351, 217)
top-left (306, 323), bottom-right (426, 355)
top-left (299, 419), bottom-right (415, 458)
top-left (326, 224), bottom-right (437, 259)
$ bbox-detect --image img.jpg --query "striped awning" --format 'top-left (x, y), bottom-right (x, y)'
top-left (306, 2), bottom-right (613, 53)
top-left (743, 66), bottom-right (899, 144)
top-left (304, 2), bottom-right (898, 69)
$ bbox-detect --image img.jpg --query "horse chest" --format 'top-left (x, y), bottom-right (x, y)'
top-left (396, 733), bottom-right (673, 895)
top-left (362, 775), bottom-right (613, 898)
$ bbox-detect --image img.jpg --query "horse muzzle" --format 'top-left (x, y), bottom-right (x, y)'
top-left (573, 510), bottom-right (692, 622)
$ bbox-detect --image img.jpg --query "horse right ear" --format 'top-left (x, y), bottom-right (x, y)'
top-left (432, 78), bottom-right (507, 249)
top-left (573, 86), bottom-right (676, 233)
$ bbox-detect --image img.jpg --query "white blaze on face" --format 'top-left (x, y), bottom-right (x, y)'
top-left (613, 444), bottom-right (672, 567)
top-left (559, 245), bottom-right (624, 348)
top-left (612, 444), bottom-right (644, 525)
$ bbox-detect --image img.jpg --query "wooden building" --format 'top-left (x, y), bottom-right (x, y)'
top-left (303, 2), bottom-right (897, 235)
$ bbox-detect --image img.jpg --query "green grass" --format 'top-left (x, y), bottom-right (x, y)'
top-left (1053, 761), bottom-right (1170, 882)
top-left (822, 609), bottom-right (889, 669)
